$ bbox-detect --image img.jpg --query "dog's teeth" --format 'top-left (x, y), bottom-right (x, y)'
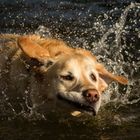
top-left (71, 111), bottom-right (81, 117)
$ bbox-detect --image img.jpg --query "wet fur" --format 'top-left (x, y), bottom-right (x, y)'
top-left (0, 34), bottom-right (128, 115)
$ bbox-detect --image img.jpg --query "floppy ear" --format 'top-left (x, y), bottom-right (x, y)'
top-left (96, 63), bottom-right (128, 85)
top-left (75, 48), bottom-right (128, 85)
top-left (18, 35), bottom-right (51, 64)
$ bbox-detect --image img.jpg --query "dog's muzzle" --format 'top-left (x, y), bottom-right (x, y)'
top-left (57, 92), bottom-right (99, 116)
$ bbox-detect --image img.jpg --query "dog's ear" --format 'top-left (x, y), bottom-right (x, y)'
top-left (96, 63), bottom-right (128, 85)
top-left (18, 36), bottom-right (51, 64)
top-left (18, 35), bottom-right (71, 63)
top-left (75, 48), bottom-right (128, 85)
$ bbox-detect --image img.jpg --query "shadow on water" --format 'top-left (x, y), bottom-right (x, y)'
top-left (0, 0), bottom-right (140, 140)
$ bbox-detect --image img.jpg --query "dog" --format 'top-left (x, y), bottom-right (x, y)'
top-left (0, 34), bottom-right (128, 116)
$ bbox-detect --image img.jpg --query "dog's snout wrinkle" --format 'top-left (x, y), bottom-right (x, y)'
top-left (82, 89), bottom-right (99, 103)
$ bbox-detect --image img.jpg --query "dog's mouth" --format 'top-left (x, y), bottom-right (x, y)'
top-left (57, 94), bottom-right (97, 116)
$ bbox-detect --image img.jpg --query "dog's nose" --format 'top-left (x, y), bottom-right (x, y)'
top-left (82, 89), bottom-right (99, 103)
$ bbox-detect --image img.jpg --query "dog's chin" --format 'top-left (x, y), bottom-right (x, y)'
top-left (57, 94), bottom-right (97, 116)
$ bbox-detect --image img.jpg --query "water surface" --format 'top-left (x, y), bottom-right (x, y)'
top-left (0, 0), bottom-right (140, 140)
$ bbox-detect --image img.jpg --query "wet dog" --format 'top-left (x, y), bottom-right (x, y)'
top-left (0, 34), bottom-right (128, 116)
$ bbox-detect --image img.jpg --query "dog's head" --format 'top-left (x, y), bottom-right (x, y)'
top-left (18, 36), bottom-right (128, 116)
top-left (45, 54), bottom-right (105, 115)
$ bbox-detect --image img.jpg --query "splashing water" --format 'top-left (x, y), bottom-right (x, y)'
top-left (35, 2), bottom-right (140, 107)
top-left (90, 3), bottom-right (140, 106)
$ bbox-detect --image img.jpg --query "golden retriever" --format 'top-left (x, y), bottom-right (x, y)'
top-left (0, 34), bottom-right (128, 116)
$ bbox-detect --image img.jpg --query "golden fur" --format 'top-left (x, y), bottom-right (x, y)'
top-left (0, 34), bottom-right (128, 115)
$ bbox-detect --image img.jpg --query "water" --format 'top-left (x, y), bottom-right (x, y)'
top-left (0, 0), bottom-right (140, 140)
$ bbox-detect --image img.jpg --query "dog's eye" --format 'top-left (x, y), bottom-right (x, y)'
top-left (60, 75), bottom-right (74, 81)
top-left (90, 73), bottom-right (97, 81)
